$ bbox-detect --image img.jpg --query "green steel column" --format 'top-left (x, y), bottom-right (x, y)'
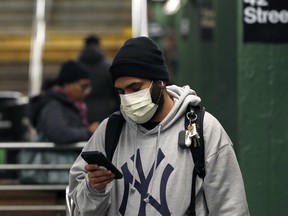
top-left (238, 43), bottom-right (288, 216)
top-left (238, 0), bottom-right (288, 215)
top-left (175, 0), bottom-right (238, 145)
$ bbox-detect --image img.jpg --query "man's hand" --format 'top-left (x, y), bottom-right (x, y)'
top-left (85, 164), bottom-right (115, 191)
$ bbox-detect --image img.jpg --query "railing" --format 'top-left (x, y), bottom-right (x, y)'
top-left (0, 142), bottom-right (85, 215)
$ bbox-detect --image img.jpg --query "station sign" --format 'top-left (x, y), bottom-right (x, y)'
top-left (243, 0), bottom-right (288, 42)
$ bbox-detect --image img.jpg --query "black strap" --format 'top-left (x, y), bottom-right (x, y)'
top-left (190, 105), bottom-right (205, 178)
top-left (105, 113), bottom-right (125, 162)
top-left (185, 104), bottom-right (206, 216)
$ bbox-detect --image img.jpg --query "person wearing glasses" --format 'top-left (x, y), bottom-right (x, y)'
top-left (18, 60), bottom-right (100, 185)
top-left (28, 60), bottom-right (99, 143)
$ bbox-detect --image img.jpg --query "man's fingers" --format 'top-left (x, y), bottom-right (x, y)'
top-left (87, 169), bottom-right (115, 190)
top-left (85, 164), bottom-right (99, 172)
top-left (87, 169), bottom-right (113, 179)
top-left (90, 177), bottom-right (114, 189)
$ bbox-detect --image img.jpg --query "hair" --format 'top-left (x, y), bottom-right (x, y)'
top-left (85, 35), bottom-right (100, 46)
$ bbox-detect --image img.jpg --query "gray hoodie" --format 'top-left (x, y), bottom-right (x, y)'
top-left (69, 85), bottom-right (250, 216)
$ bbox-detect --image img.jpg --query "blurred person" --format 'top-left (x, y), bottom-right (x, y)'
top-left (28, 60), bottom-right (99, 143)
top-left (78, 34), bottom-right (120, 123)
top-left (18, 60), bottom-right (99, 184)
top-left (69, 37), bottom-right (249, 215)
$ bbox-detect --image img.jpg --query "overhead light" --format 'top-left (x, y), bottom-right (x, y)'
top-left (163, 0), bottom-right (181, 15)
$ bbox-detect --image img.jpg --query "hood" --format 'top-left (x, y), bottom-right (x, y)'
top-left (27, 94), bottom-right (50, 127)
top-left (27, 89), bottom-right (76, 127)
top-left (78, 46), bottom-right (104, 65)
top-left (120, 84), bottom-right (201, 134)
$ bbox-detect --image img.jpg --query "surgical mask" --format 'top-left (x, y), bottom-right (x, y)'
top-left (120, 82), bottom-right (158, 124)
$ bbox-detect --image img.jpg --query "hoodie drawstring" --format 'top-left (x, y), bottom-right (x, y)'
top-left (130, 126), bottom-right (138, 192)
top-left (143, 124), bottom-right (162, 203)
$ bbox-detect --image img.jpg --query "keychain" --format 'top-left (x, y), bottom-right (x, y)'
top-left (178, 107), bottom-right (201, 149)
top-left (187, 123), bottom-right (200, 147)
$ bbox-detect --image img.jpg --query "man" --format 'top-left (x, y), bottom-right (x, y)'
top-left (69, 37), bottom-right (250, 215)
top-left (78, 35), bottom-right (120, 124)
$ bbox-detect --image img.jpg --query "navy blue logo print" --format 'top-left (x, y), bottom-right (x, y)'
top-left (119, 149), bottom-right (174, 216)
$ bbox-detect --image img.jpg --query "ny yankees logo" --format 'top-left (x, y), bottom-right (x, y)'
top-left (119, 148), bottom-right (174, 216)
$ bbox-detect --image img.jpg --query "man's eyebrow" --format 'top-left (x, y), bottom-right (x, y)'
top-left (126, 82), bottom-right (142, 89)
top-left (116, 82), bottom-right (142, 90)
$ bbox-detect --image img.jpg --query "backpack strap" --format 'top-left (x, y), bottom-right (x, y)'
top-left (185, 104), bottom-right (206, 216)
top-left (105, 113), bottom-right (125, 162)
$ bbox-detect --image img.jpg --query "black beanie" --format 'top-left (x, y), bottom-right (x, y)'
top-left (57, 60), bottom-right (90, 85)
top-left (109, 37), bottom-right (169, 83)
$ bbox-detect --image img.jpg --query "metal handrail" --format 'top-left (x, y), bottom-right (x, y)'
top-left (0, 205), bottom-right (66, 211)
top-left (0, 141), bottom-right (85, 213)
top-left (0, 142), bottom-right (86, 150)
top-left (0, 185), bottom-right (67, 191)
top-left (0, 164), bottom-right (72, 170)
top-left (0, 141), bottom-right (85, 173)
top-left (29, 0), bottom-right (46, 96)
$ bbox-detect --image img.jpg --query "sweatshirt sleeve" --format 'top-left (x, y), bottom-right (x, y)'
top-left (202, 112), bottom-right (250, 215)
top-left (68, 120), bottom-right (112, 216)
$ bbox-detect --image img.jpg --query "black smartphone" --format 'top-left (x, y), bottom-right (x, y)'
top-left (81, 151), bottom-right (123, 179)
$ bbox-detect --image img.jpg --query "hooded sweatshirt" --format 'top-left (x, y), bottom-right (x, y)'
top-left (69, 85), bottom-right (249, 216)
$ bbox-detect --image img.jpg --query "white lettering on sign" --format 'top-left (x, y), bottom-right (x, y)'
top-left (244, 0), bottom-right (268, 7)
top-left (244, 0), bottom-right (288, 24)
top-left (244, 7), bottom-right (288, 24)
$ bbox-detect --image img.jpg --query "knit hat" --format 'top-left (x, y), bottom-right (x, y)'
top-left (109, 37), bottom-right (169, 83)
top-left (57, 60), bottom-right (90, 85)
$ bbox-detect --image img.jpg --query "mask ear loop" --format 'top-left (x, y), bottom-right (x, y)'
top-left (153, 81), bottom-right (163, 105)
top-left (148, 81), bottom-right (154, 90)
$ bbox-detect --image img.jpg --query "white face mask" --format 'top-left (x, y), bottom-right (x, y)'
top-left (120, 82), bottom-right (158, 124)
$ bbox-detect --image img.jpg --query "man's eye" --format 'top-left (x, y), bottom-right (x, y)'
top-left (131, 87), bottom-right (140, 92)
top-left (130, 84), bottom-right (142, 92)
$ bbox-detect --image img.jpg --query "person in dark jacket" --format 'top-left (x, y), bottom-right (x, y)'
top-left (28, 60), bottom-right (99, 144)
top-left (78, 35), bottom-right (120, 123)
top-left (18, 60), bottom-right (99, 184)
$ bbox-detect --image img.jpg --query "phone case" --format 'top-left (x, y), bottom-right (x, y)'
top-left (81, 151), bottom-right (123, 179)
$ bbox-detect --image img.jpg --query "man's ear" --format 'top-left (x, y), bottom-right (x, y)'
top-left (156, 80), bottom-right (165, 88)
